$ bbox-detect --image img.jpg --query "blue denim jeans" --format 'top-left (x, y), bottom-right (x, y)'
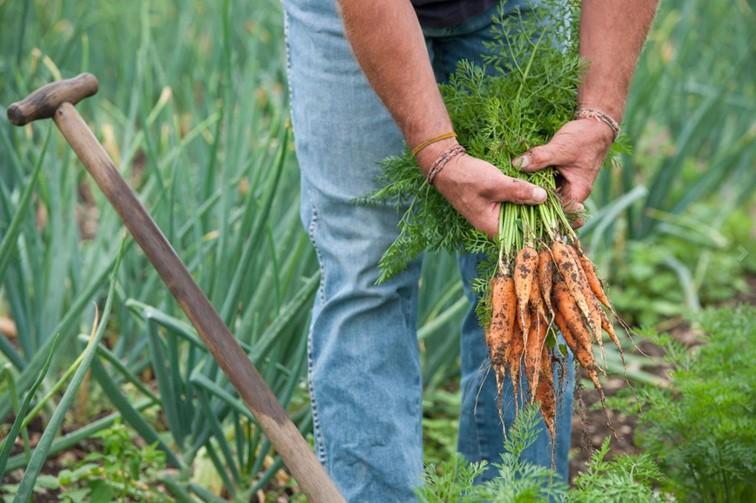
top-left (283, 1), bottom-right (574, 500)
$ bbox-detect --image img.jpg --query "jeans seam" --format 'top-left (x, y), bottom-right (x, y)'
top-left (308, 205), bottom-right (326, 303)
top-left (285, 7), bottom-right (327, 467)
top-left (306, 203), bottom-right (328, 466)
top-left (473, 365), bottom-right (487, 460)
top-left (283, 8), bottom-right (293, 117)
top-left (307, 323), bottom-right (328, 466)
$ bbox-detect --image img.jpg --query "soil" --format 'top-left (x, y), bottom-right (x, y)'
top-left (569, 374), bottom-right (643, 481)
top-left (568, 325), bottom-right (679, 481)
top-left (570, 273), bottom-right (756, 480)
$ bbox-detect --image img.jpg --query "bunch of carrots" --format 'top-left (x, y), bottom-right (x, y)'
top-left (486, 201), bottom-right (624, 440)
top-left (369, 1), bottom-right (628, 442)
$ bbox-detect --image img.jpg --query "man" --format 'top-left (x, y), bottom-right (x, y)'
top-left (283, 0), bottom-right (657, 500)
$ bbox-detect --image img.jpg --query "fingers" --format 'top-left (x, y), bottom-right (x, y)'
top-left (513, 143), bottom-right (564, 173)
top-left (477, 203), bottom-right (501, 239)
top-left (561, 199), bottom-right (584, 214)
top-left (559, 179), bottom-right (592, 204)
top-left (558, 194), bottom-right (585, 229)
top-left (483, 174), bottom-right (548, 205)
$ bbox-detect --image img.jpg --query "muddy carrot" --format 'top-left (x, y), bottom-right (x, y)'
top-left (575, 247), bottom-right (612, 309)
top-left (488, 273), bottom-right (517, 398)
top-left (525, 307), bottom-right (547, 401)
top-left (536, 346), bottom-right (556, 441)
top-left (552, 240), bottom-right (596, 339)
top-left (599, 307), bottom-right (624, 362)
top-left (552, 278), bottom-right (605, 402)
top-left (507, 312), bottom-right (525, 409)
top-left (538, 247), bottom-right (554, 318)
top-left (514, 245), bottom-right (538, 337)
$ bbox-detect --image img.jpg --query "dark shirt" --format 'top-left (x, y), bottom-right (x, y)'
top-left (412, 0), bottom-right (498, 28)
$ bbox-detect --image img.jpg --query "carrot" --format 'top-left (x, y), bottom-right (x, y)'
top-left (488, 273), bottom-right (517, 398)
top-left (589, 295), bottom-right (607, 373)
top-left (568, 245), bottom-right (605, 366)
top-left (554, 311), bottom-right (587, 358)
top-left (535, 346), bottom-right (556, 441)
top-left (537, 247), bottom-right (554, 318)
top-left (599, 306), bottom-right (624, 362)
top-left (507, 311), bottom-right (525, 408)
top-left (525, 307), bottom-right (547, 401)
top-left (514, 245), bottom-right (538, 337)
top-left (552, 240), bottom-right (597, 339)
top-left (575, 247), bottom-right (612, 309)
top-left (529, 271), bottom-right (547, 330)
top-left (552, 278), bottom-right (605, 402)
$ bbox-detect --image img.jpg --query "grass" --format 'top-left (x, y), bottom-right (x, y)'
top-left (0, 0), bottom-right (753, 498)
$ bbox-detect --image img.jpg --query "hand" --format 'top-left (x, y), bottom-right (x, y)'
top-left (418, 141), bottom-right (548, 239)
top-left (513, 119), bottom-right (614, 228)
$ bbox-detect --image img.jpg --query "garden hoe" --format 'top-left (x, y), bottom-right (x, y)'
top-left (7, 73), bottom-right (344, 503)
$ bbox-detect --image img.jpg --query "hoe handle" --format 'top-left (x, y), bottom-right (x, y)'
top-left (7, 73), bottom-right (98, 126)
top-left (5, 77), bottom-right (345, 502)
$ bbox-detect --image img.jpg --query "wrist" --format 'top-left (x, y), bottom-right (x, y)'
top-left (574, 107), bottom-right (620, 143)
top-left (415, 137), bottom-right (459, 174)
top-left (576, 98), bottom-right (623, 124)
top-left (577, 118), bottom-right (616, 148)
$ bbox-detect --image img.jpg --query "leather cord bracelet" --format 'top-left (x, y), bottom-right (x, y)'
top-left (426, 144), bottom-right (466, 186)
top-left (411, 131), bottom-right (457, 157)
top-left (574, 108), bottom-right (620, 141)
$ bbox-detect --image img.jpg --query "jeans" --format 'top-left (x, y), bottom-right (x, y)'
top-left (283, 1), bottom-right (574, 500)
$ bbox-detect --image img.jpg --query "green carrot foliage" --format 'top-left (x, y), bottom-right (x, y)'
top-left (368, 1), bottom-right (630, 325)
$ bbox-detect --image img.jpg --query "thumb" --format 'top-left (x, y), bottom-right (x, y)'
top-left (484, 174), bottom-right (548, 205)
top-left (513, 143), bottom-right (561, 173)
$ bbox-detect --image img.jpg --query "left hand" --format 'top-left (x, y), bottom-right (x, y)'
top-left (512, 118), bottom-right (614, 228)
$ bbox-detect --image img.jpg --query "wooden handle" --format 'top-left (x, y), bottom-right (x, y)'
top-left (52, 103), bottom-right (345, 503)
top-left (7, 73), bottom-right (98, 126)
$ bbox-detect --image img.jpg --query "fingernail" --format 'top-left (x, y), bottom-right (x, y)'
top-left (533, 187), bottom-right (547, 201)
top-left (514, 155), bottom-right (529, 169)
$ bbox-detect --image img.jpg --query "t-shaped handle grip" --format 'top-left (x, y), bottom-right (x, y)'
top-left (6, 73), bottom-right (98, 126)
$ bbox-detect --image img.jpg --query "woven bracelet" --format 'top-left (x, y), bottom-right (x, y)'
top-left (574, 108), bottom-right (620, 141)
top-left (427, 144), bottom-right (466, 186)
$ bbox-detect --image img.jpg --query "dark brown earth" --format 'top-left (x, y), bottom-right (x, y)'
top-left (569, 326), bottom-right (683, 481)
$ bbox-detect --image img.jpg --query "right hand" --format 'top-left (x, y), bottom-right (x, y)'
top-left (417, 141), bottom-right (547, 239)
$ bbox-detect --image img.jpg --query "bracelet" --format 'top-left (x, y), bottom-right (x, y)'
top-left (574, 108), bottom-right (620, 141)
top-left (411, 131), bottom-right (457, 157)
top-left (427, 144), bottom-right (466, 186)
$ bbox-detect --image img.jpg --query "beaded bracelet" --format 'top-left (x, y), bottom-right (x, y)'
top-left (574, 108), bottom-right (620, 141)
top-left (427, 144), bottom-right (466, 186)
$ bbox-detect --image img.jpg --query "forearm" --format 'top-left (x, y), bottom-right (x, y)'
top-left (338, 0), bottom-right (452, 163)
top-left (578, 0), bottom-right (658, 121)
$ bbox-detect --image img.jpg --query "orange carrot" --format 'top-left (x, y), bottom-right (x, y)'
top-left (488, 273), bottom-right (517, 398)
top-left (599, 307), bottom-right (624, 362)
top-left (553, 310), bottom-right (578, 356)
top-left (575, 248), bottom-right (612, 309)
top-left (530, 272), bottom-right (547, 330)
top-left (507, 311), bottom-right (525, 408)
top-left (525, 307), bottom-right (547, 401)
top-left (514, 245), bottom-right (538, 337)
top-left (566, 245), bottom-right (609, 368)
top-left (536, 346), bottom-right (556, 441)
top-left (537, 247), bottom-right (554, 318)
top-left (552, 240), bottom-right (597, 339)
top-left (552, 278), bottom-right (605, 402)
top-left (569, 246), bottom-right (605, 363)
